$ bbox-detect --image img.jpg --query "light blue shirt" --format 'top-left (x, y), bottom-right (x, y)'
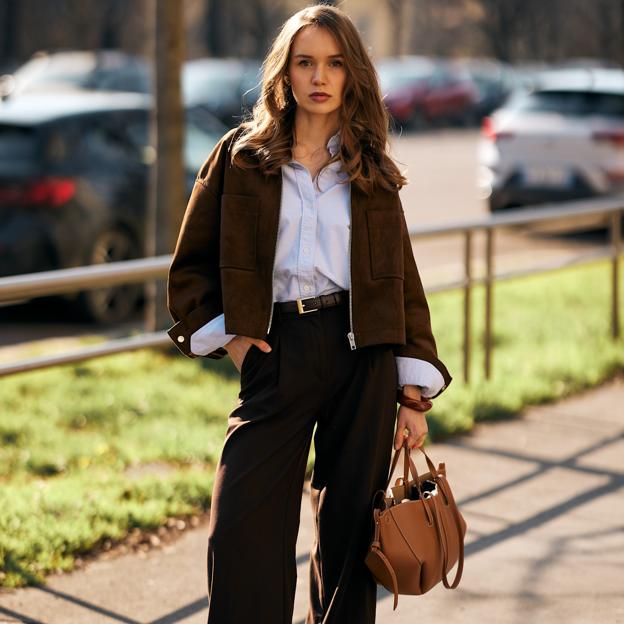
top-left (190, 130), bottom-right (446, 398)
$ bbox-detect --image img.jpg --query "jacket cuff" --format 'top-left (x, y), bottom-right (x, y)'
top-left (167, 304), bottom-right (228, 360)
top-left (395, 356), bottom-right (447, 398)
top-left (391, 347), bottom-right (453, 399)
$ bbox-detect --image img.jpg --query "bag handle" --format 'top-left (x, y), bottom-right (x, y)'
top-left (384, 440), bottom-right (440, 494)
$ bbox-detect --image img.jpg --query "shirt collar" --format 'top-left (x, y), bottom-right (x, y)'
top-left (326, 130), bottom-right (340, 157)
top-left (288, 130), bottom-right (341, 162)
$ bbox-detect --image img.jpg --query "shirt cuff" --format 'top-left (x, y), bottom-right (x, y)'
top-left (395, 356), bottom-right (447, 398)
top-left (190, 313), bottom-right (236, 356)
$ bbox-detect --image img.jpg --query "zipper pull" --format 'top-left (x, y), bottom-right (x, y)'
top-left (347, 331), bottom-right (356, 350)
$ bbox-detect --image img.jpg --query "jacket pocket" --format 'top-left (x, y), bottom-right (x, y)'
top-left (366, 209), bottom-right (404, 280)
top-left (220, 194), bottom-right (259, 271)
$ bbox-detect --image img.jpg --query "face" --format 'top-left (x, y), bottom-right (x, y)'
top-left (287, 25), bottom-right (347, 117)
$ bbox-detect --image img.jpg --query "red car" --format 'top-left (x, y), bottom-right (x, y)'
top-left (378, 55), bottom-right (479, 130)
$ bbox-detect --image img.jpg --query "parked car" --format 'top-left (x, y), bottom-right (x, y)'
top-left (182, 57), bottom-right (262, 128)
top-left (0, 91), bottom-right (227, 323)
top-left (452, 57), bottom-right (518, 120)
top-left (1, 51), bottom-right (264, 129)
top-left (477, 68), bottom-right (624, 218)
top-left (0, 49), bottom-right (151, 100)
top-left (378, 55), bottom-right (479, 130)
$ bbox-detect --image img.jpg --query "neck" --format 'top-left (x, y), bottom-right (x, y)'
top-left (292, 108), bottom-right (340, 152)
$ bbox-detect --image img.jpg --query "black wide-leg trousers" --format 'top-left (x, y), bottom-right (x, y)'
top-left (205, 295), bottom-right (398, 624)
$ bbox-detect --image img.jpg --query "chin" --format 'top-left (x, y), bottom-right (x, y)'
top-left (298, 102), bottom-right (341, 115)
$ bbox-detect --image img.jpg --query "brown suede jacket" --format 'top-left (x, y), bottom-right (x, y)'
top-left (166, 126), bottom-right (453, 398)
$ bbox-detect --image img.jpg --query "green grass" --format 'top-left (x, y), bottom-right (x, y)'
top-left (0, 258), bottom-right (622, 587)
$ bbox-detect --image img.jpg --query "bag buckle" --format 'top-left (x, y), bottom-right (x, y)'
top-left (296, 297), bottom-right (318, 314)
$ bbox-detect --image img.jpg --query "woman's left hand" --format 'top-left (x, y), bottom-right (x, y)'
top-left (394, 407), bottom-right (428, 450)
top-left (394, 386), bottom-right (429, 450)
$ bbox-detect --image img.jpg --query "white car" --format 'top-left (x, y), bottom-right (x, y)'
top-left (477, 67), bottom-right (624, 214)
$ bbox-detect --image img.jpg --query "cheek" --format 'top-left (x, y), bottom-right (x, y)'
top-left (337, 73), bottom-right (347, 92)
top-left (291, 72), bottom-right (306, 91)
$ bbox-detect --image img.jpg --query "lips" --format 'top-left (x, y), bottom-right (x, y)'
top-left (310, 92), bottom-right (330, 97)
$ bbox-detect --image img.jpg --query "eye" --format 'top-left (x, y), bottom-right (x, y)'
top-left (298, 60), bottom-right (311, 66)
top-left (331, 60), bottom-right (344, 67)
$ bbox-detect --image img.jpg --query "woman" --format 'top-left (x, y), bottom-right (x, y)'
top-left (167, 5), bottom-right (453, 623)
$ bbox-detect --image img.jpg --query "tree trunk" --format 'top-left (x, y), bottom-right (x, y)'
top-left (145, 0), bottom-right (186, 332)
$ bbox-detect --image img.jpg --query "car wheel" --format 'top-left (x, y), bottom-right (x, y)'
top-left (76, 226), bottom-right (142, 324)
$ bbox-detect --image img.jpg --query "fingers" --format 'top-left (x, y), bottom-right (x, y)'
top-left (393, 429), bottom-right (405, 451)
top-left (413, 433), bottom-right (427, 449)
top-left (228, 337), bottom-right (272, 373)
top-left (395, 408), bottom-right (428, 450)
top-left (394, 428), bottom-right (423, 451)
top-left (251, 338), bottom-right (272, 352)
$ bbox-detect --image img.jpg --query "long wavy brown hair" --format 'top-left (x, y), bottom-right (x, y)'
top-left (229, 4), bottom-right (408, 196)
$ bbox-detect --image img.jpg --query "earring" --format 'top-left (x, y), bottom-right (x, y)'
top-left (284, 75), bottom-right (290, 85)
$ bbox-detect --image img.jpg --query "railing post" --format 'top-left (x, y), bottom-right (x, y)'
top-left (463, 229), bottom-right (473, 383)
top-left (484, 227), bottom-right (494, 379)
top-left (611, 208), bottom-right (622, 339)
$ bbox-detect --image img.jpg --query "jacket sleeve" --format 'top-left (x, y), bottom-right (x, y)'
top-left (391, 199), bottom-right (453, 399)
top-left (166, 129), bottom-right (236, 359)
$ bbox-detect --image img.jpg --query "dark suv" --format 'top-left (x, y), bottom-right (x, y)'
top-left (0, 90), bottom-right (227, 322)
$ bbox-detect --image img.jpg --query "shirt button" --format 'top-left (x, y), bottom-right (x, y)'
top-left (303, 246), bottom-right (310, 254)
top-left (303, 285), bottom-right (311, 292)
top-left (177, 335), bottom-right (185, 343)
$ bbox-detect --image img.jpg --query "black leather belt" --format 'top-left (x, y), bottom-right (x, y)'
top-left (275, 290), bottom-right (348, 315)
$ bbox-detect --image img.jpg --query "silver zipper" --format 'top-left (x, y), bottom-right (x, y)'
top-left (266, 176), bottom-right (283, 335)
top-left (347, 199), bottom-right (356, 350)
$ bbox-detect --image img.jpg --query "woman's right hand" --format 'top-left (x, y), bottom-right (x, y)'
top-left (224, 335), bottom-right (272, 373)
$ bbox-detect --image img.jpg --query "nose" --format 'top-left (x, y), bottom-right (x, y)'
top-left (312, 65), bottom-right (327, 84)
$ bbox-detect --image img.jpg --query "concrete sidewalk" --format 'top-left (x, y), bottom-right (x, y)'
top-left (1, 375), bottom-right (623, 624)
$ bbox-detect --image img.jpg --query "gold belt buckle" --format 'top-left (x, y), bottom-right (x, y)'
top-left (296, 297), bottom-right (318, 314)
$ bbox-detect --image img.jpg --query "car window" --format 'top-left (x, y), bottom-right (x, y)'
top-left (184, 114), bottom-right (223, 172)
top-left (120, 108), bottom-right (223, 171)
top-left (509, 90), bottom-right (624, 118)
top-left (0, 124), bottom-right (42, 176)
top-left (96, 66), bottom-right (151, 93)
top-left (182, 64), bottom-right (242, 107)
top-left (81, 113), bottom-right (146, 164)
top-left (79, 107), bottom-right (223, 172)
top-left (122, 113), bottom-right (149, 152)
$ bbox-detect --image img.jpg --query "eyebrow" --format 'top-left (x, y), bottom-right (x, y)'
top-left (294, 53), bottom-right (344, 58)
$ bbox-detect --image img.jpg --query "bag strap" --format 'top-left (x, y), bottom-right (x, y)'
top-left (398, 444), bottom-right (464, 588)
top-left (370, 508), bottom-right (400, 609)
top-left (429, 474), bottom-right (465, 589)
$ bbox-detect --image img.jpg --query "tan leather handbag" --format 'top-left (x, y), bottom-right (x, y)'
top-left (365, 440), bottom-right (467, 609)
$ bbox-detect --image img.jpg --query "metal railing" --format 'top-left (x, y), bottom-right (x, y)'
top-left (0, 195), bottom-right (622, 381)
